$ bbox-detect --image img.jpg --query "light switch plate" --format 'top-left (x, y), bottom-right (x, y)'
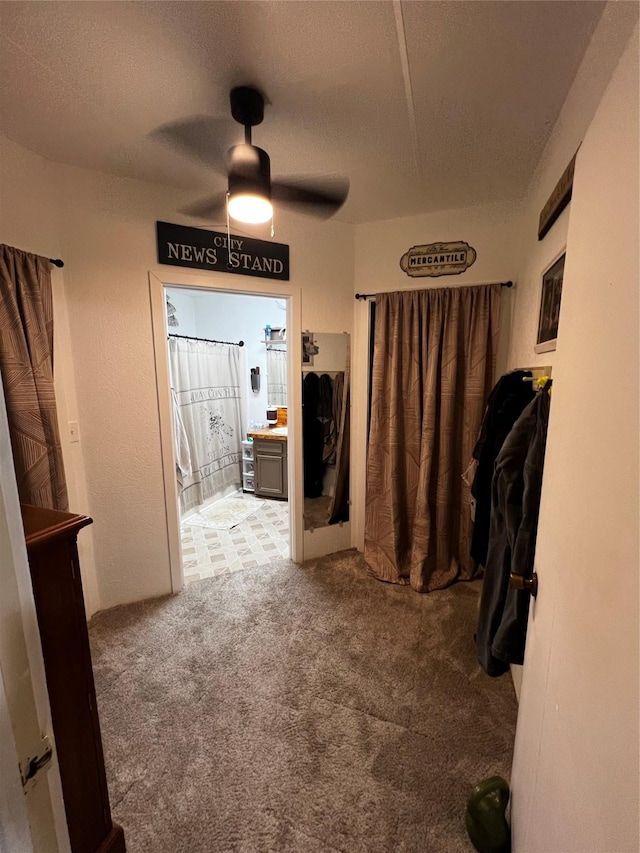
top-left (69, 421), bottom-right (80, 443)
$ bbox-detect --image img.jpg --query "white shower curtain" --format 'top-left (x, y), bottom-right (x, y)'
top-left (169, 337), bottom-right (244, 515)
top-left (266, 345), bottom-right (287, 407)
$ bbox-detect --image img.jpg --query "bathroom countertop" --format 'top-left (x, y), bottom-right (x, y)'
top-left (247, 427), bottom-right (288, 442)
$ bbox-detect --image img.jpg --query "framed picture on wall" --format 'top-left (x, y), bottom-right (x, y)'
top-left (535, 253), bottom-right (565, 354)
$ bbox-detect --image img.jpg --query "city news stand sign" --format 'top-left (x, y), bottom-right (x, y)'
top-left (400, 241), bottom-right (476, 278)
top-left (156, 221), bottom-right (289, 281)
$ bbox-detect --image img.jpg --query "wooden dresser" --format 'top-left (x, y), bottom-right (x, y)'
top-left (22, 504), bottom-right (125, 853)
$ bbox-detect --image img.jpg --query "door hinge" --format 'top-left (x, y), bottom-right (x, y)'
top-left (20, 735), bottom-right (54, 792)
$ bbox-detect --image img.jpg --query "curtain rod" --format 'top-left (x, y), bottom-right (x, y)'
top-left (168, 333), bottom-right (244, 347)
top-left (0, 245), bottom-right (64, 267)
top-left (354, 281), bottom-right (514, 300)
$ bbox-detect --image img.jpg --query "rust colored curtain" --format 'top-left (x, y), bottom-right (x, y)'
top-left (0, 244), bottom-right (68, 510)
top-left (364, 285), bottom-right (500, 592)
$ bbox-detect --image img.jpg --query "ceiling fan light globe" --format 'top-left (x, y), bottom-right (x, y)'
top-left (227, 193), bottom-right (273, 224)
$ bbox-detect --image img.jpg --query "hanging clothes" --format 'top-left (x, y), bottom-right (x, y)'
top-left (476, 384), bottom-right (551, 677)
top-left (303, 372), bottom-right (324, 498)
top-left (470, 371), bottom-right (536, 567)
top-left (318, 373), bottom-right (335, 463)
top-left (328, 364), bottom-right (350, 524)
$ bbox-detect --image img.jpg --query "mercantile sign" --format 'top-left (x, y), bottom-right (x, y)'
top-left (156, 221), bottom-right (290, 281)
top-left (399, 241), bottom-right (477, 278)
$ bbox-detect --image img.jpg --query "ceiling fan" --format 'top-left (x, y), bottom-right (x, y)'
top-left (153, 86), bottom-right (349, 225)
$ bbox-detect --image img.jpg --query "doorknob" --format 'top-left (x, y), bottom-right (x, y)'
top-left (509, 571), bottom-right (538, 598)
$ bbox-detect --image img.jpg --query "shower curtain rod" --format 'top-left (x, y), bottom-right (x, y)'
top-left (354, 281), bottom-right (514, 300)
top-left (168, 333), bottom-right (244, 347)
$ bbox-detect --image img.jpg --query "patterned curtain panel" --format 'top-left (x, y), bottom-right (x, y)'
top-left (266, 346), bottom-right (287, 407)
top-left (169, 338), bottom-right (243, 515)
top-left (0, 245), bottom-right (68, 510)
top-left (365, 285), bottom-right (500, 592)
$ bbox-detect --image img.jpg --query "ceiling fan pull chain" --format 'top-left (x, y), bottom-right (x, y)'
top-left (225, 192), bottom-right (232, 268)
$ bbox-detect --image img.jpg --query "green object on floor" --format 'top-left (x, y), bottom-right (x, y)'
top-left (465, 775), bottom-right (512, 853)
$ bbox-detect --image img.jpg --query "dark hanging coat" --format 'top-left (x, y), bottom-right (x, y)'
top-left (470, 371), bottom-right (536, 567)
top-left (476, 386), bottom-right (551, 677)
top-left (318, 373), bottom-right (335, 463)
top-left (303, 372), bottom-right (324, 498)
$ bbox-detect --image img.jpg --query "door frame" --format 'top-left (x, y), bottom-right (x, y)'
top-left (149, 269), bottom-right (303, 593)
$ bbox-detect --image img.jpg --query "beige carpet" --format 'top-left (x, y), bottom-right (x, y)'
top-left (89, 550), bottom-right (517, 852)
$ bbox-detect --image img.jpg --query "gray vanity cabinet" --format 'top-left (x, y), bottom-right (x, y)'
top-left (254, 439), bottom-right (288, 499)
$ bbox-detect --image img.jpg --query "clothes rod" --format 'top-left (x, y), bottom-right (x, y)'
top-left (354, 281), bottom-right (514, 300)
top-left (49, 258), bottom-right (64, 268)
top-left (168, 333), bottom-right (244, 347)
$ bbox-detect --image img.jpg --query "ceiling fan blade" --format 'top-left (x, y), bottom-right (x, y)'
top-left (179, 194), bottom-right (228, 221)
top-left (271, 176), bottom-right (349, 218)
top-left (150, 116), bottom-right (234, 173)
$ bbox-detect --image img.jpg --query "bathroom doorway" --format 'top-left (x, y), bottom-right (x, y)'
top-left (168, 287), bottom-right (291, 582)
top-left (150, 272), bottom-right (303, 592)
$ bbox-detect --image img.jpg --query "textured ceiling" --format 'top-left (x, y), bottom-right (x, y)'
top-left (0, 1), bottom-right (605, 223)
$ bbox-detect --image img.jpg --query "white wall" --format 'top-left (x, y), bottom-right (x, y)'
top-left (21, 155), bottom-right (352, 610)
top-left (506, 1), bottom-right (639, 375)
top-left (505, 0), bottom-right (640, 704)
top-left (351, 199), bottom-right (524, 547)
top-left (508, 19), bottom-right (639, 853)
top-left (0, 135), bottom-right (98, 615)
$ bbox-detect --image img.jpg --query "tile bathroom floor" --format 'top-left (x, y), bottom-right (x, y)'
top-left (180, 493), bottom-right (289, 584)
